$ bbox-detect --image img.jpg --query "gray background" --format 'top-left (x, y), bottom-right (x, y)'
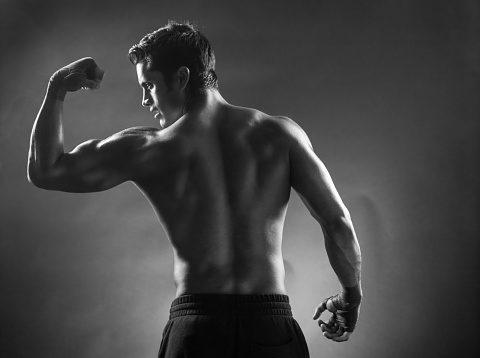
top-left (1, 0), bottom-right (479, 357)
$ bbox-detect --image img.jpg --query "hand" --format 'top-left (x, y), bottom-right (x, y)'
top-left (47, 57), bottom-right (105, 100)
top-left (312, 286), bottom-right (362, 342)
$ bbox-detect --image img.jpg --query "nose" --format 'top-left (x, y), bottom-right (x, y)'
top-left (142, 89), bottom-right (152, 107)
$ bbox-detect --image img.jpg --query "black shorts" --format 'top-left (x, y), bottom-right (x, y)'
top-left (158, 294), bottom-right (310, 358)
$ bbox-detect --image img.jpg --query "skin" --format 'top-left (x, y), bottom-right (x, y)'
top-left (28, 58), bottom-right (362, 342)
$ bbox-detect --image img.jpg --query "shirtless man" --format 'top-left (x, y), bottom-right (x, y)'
top-left (28, 21), bottom-right (362, 357)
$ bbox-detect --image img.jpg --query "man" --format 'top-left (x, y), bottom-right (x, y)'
top-left (28, 21), bottom-right (362, 357)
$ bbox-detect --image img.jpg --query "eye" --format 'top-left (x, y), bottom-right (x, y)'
top-left (142, 82), bottom-right (153, 91)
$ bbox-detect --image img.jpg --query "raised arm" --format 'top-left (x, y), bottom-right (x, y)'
top-left (28, 58), bottom-right (149, 193)
top-left (287, 119), bottom-right (362, 342)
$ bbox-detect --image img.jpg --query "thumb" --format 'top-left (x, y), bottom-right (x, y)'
top-left (326, 298), bottom-right (338, 313)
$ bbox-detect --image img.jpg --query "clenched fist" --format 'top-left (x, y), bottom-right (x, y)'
top-left (47, 57), bottom-right (105, 100)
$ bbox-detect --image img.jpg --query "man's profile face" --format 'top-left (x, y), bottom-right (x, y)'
top-left (136, 61), bottom-right (183, 128)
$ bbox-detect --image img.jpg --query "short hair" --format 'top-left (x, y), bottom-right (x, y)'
top-left (128, 21), bottom-right (218, 92)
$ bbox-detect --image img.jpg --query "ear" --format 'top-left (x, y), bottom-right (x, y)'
top-left (177, 66), bottom-right (190, 91)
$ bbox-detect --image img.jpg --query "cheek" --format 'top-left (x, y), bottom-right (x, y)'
top-left (151, 91), bottom-right (160, 104)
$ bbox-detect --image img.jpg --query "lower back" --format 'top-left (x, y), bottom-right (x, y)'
top-left (173, 252), bottom-right (287, 297)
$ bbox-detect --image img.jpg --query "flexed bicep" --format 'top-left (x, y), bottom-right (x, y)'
top-left (30, 130), bottom-right (147, 193)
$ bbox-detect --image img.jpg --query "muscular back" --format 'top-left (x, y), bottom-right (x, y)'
top-left (134, 104), bottom-right (293, 296)
top-left (29, 57), bottom-right (361, 341)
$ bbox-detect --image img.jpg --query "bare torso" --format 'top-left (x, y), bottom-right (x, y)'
top-left (134, 102), bottom-right (292, 297)
top-left (29, 57), bottom-right (362, 341)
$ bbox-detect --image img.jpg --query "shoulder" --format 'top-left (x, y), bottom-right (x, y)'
top-left (272, 116), bottom-right (309, 140)
top-left (114, 126), bottom-right (193, 163)
top-left (252, 112), bottom-right (310, 147)
top-left (225, 104), bottom-right (311, 142)
top-left (96, 126), bottom-right (161, 149)
top-left (107, 126), bottom-right (160, 140)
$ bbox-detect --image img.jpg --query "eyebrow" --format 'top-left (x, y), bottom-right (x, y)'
top-left (137, 70), bottom-right (148, 87)
top-left (139, 72), bottom-right (154, 87)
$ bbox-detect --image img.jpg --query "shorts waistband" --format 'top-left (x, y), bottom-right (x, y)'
top-left (169, 294), bottom-right (292, 319)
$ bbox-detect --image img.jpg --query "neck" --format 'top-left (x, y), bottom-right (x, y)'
top-left (183, 89), bottom-right (227, 116)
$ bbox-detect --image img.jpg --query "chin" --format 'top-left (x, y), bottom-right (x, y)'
top-left (160, 117), bottom-right (172, 128)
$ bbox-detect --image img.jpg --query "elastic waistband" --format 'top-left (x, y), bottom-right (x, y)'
top-left (169, 294), bottom-right (292, 319)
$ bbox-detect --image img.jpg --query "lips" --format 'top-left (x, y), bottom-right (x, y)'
top-left (150, 107), bottom-right (160, 118)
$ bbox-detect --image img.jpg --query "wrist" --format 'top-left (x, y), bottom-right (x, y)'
top-left (340, 282), bottom-right (362, 304)
top-left (46, 78), bottom-right (67, 101)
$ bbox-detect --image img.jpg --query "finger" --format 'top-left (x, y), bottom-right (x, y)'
top-left (314, 296), bottom-right (332, 320)
top-left (82, 79), bottom-right (100, 90)
top-left (324, 331), bottom-right (341, 339)
top-left (323, 323), bottom-right (341, 334)
top-left (312, 304), bottom-right (326, 320)
top-left (331, 331), bottom-right (351, 343)
top-left (327, 315), bottom-right (337, 327)
top-left (330, 323), bottom-right (340, 332)
top-left (319, 315), bottom-right (334, 328)
top-left (324, 326), bottom-right (345, 339)
top-left (318, 319), bottom-right (328, 327)
top-left (328, 324), bottom-right (344, 336)
top-left (320, 323), bottom-right (335, 333)
top-left (318, 314), bottom-right (337, 326)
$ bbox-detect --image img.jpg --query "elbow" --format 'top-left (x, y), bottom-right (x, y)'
top-left (27, 162), bottom-right (40, 187)
top-left (27, 164), bottom-right (53, 190)
top-left (27, 169), bottom-right (47, 189)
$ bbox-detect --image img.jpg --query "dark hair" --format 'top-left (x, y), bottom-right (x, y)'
top-left (128, 21), bottom-right (218, 92)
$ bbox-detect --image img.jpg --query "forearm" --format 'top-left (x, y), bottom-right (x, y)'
top-left (28, 91), bottom-right (65, 184)
top-left (322, 214), bottom-right (362, 290)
